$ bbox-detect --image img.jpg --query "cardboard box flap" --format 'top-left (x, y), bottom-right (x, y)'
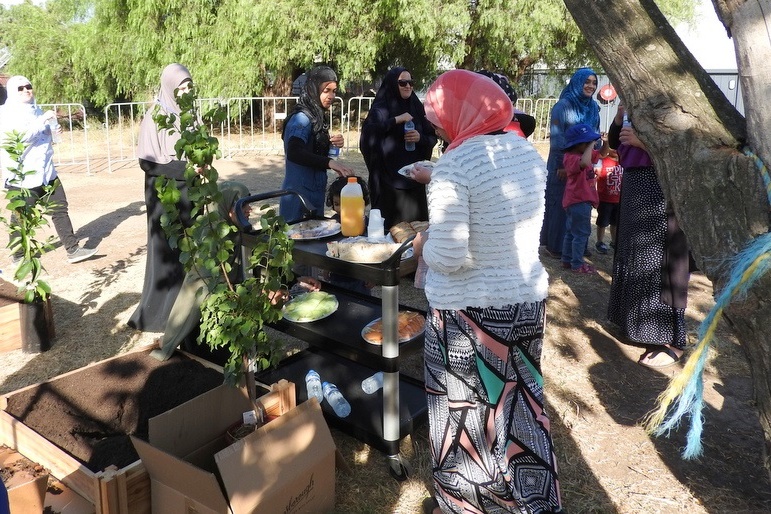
top-left (215, 400), bottom-right (335, 514)
top-left (150, 384), bottom-right (252, 456)
top-left (131, 435), bottom-right (230, 513)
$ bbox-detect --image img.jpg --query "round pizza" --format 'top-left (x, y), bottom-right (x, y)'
top-left (282, 291), bottom-right (338, 322)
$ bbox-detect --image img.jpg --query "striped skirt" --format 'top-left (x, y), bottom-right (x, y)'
top-left (424, 301), bottom-right (562, 514)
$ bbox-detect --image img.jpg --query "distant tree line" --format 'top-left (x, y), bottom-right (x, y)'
top-left (0, 0), bottom-right (694, 109)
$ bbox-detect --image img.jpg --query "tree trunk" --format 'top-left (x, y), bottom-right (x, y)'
top-left (563, 0), bottom-right (771, 472)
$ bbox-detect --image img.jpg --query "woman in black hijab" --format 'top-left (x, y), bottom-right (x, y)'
top-left (280, 65), bottom-right (354, 222)
top-left (360, 67), bottom-right (437, 229)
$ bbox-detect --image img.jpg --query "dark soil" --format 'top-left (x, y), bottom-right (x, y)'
top-left (4, 349), bottom-right (223, 472)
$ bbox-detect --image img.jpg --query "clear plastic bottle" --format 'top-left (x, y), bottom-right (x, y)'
top-left (328, 144), bottom-right (340, 160)
top-left (340, 176), bottom-right (365, 236)
top-left (48, 119), bottom-right (62, 144)
top-left (622, 113), bottom-right (631, 128)
top-left (361, 371), bottom-right (384, 394)
top-left (322, 381), bottom-right (351, 417)
top-left (404, 119), bottom-right (415, 151)
top-left (404, 120), bottom-right (415, 152)
top-left (305, 369), bottom-right (324, 403)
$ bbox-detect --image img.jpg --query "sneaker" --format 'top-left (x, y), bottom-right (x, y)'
top-left (595, 241), bottom-right (609, 254)
top-left (572, 263), bottom-right (597, 274)
top-left (67, 246), bottom-right (98, 264)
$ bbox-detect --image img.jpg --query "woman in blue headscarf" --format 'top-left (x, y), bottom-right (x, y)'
top-left (540, 68), bottom-right (601, 258)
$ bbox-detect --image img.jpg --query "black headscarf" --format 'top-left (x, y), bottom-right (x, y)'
top-left (360, 67), bottom-right (433, 179)
top-left (368, 67), bottom-right (423, 121)
top-left (284, 65), bottom-right (337, 155)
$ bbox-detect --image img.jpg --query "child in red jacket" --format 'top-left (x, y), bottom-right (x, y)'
top-left (594, 149), bottom-right (623, 254)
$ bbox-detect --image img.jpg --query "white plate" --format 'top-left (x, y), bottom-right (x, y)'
top-left (397, 160), bottom-right (435, 178)
top-left (282, 291), bottom-right (338, 323)
top-left (286, 219), bottom-right (341, 240)
top-left (361, 311), bottom-right (426, 345)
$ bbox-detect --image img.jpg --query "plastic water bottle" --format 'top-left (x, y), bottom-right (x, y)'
top-left (622, 113), bottom-right (631, 128)
top-left (340, 177), bottom-right (365, 236)
top-left (48, 119), bottom-right (62, 144)
top-left (328, 144), bottom-right (340, 159)
top-left (322, 381), bottom-right (351, 418)
top-left (404, 120), bottom-right (415, 151)
top-left (361, 371), bottom-right (384, 394)
top-left (305, 369), bottom-right (324, 403)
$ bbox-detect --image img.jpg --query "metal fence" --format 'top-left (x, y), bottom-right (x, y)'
top-left (90, 96), bottom-right (559, 173)
top-left (38, 103), bottom-right (92, 174)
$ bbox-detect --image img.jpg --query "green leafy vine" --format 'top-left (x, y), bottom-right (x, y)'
top-left (153, 86), bottom-right (294, 393)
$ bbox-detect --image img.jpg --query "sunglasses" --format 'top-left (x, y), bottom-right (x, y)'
top-left (397, 80), bottom-right (414, 87)
top-left (17, 84), bottom-right (33, 91)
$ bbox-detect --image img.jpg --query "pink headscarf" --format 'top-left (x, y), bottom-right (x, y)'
top-left (423, 69), bottom-right (513, 152)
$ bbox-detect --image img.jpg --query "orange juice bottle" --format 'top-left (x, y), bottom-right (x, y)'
top-left (340, 177), bottom-right (365, 236)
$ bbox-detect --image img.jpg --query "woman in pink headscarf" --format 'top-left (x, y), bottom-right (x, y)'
top-left (412, 70), bottom-right (562, 514)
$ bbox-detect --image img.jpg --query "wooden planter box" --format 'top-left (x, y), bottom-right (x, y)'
top-left (0, 346), bottom-right (294, 514)
top-left (0, 280), bottom-right (54, 354)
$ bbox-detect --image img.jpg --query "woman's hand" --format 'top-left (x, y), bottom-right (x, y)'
top-left (328, 159), bottom-right (355, 177)
top-left (295, 276), bottom-right (321, 292)
top-left (410, 164), bottom-right (432, 184)
top-left (404, 129), bottom-right (420, 144)
top-left (329, 133), bottom-right (344, 148)
top-left (42, 110), bottom-right (57, 122)
top-left (395, 113), bottom-right (413, 124)
top-left (614, 104), bottom-right (626, 125)
top-left (619, 126), bottom-right (646, 150)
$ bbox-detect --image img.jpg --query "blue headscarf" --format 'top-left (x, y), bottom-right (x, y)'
top-left (558, 68), bottom-right (600, 131)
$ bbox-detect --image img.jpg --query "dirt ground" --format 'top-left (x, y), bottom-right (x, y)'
top-left (1, 148), bottom-right (770, 513)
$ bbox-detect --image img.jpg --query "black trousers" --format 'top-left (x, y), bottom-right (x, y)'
top-left (7, 177), bottom-right (78, 253)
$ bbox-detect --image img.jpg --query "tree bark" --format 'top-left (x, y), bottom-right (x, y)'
top-left (563, 0), bottom-right (771, 472)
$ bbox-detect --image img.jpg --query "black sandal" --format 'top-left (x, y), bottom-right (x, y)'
top-left (422, 496), bottom-right (440, 514)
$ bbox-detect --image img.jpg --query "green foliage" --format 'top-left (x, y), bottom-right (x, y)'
top-left (153, 86), bottom-right (294, 390)
top-left (0, 0), bottom-right (697, 105)
top-left (0, 132), bottom-right (57, 303)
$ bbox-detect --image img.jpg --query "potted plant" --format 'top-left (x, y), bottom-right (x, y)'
top-left (0, 131), bottom-right (57, 352)
top-left (154, 87), bottom-right (295, 408)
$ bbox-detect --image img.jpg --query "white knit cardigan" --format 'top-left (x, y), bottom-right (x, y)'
top-left (422, 132), bottom-right (549, 310)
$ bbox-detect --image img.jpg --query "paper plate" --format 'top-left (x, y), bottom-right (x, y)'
top-left (397, 160), bottom-right (435, 177)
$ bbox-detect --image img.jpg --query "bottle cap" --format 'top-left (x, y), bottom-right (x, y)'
top-left (347, 177), bottom-right (357, 184)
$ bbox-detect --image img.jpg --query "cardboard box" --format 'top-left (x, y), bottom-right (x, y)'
top-left (131, 383), bottom-right (336, 514)
top-left (1, 446), bottom-right (49, 514)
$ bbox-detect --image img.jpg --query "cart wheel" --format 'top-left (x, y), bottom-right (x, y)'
top-left (386, 454), bottom-right (412, 481)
